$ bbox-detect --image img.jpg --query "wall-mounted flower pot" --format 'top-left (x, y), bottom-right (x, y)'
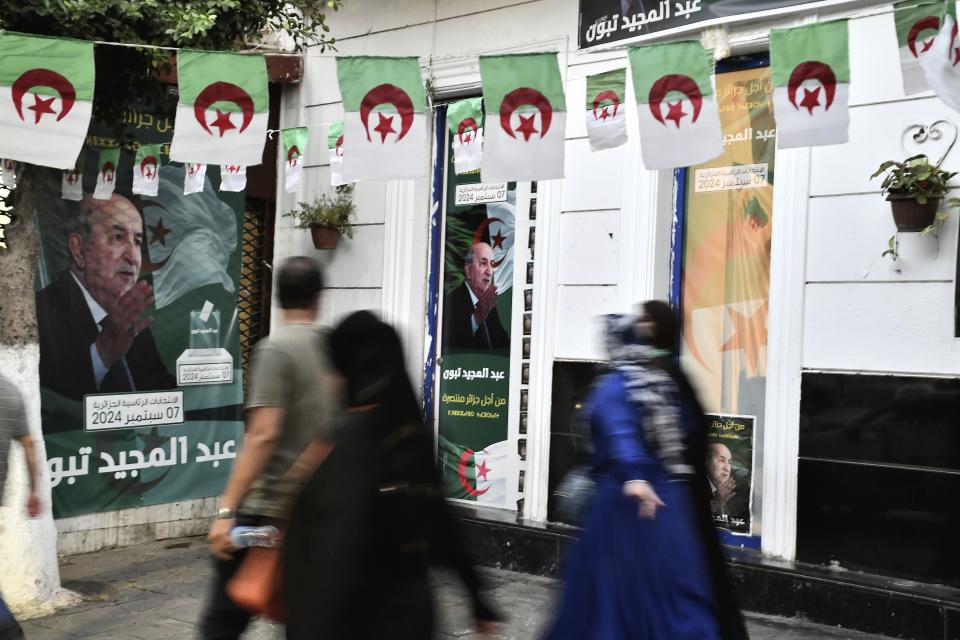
top-left (310, 223), bottom-right (342, 250)
top-left (887, 194), bottom-right (940, 232)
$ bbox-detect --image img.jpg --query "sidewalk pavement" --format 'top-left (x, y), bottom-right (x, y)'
top-left (20, 536), bottom-right (895, 639)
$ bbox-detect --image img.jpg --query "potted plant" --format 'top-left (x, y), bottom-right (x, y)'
top-left (871, 154), bottom-right (957, 232)
top-left (283, 185), bottom-right (356, 250)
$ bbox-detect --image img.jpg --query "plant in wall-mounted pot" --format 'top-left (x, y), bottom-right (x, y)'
top-left (871, 154), bottom-right (958, 233)
top-left (283, 185), bottom-right (356, 250)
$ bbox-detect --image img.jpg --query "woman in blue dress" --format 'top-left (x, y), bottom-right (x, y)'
top-left (544, 306), bottom-right (748, 640)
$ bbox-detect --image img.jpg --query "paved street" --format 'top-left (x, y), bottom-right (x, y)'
top-left (20, 537), bottom-right (895, 639)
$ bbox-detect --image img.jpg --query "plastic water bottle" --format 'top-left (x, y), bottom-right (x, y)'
top-left (229, 525), bottom-right (280, 548)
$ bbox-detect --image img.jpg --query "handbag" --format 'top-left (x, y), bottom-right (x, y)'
top-left (552, 465), bottom-right (597, 525)
top-left (226, 546), bottom-right (286, 622)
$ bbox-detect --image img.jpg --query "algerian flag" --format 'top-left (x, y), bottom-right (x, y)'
top-left (132, 143), bottom-right (162, 197)
top-left (485, 191), bottom-right (516, 294)
top-left (169, 51), bottom-right (268, 166)
top-left (438, 435), bottom-right (516, 506)
top-left (143, 164), bottom-right (238, 308)
top-left (771, 21), bottom-right (851, 148)
top-left (629, 41), bottom-right (723, 169)
top-left (896, 1), bottom-right (955, 95)
top-left (336, 56), bottom-right (429, 181)
top-left (479, 53), bottom-right (566, 182)
top-left (61, 154), bottom-right (83, 201)
top-left (93, 148), bottom-right (120, 200)
top-left (1, 159), bottom-right (17, 188)
top-left (0, 33), bottom-right (94, 170)
top-left (184, 162), bottom-right (207, 195)
top-left (282, 127), bottom-right (307, 193)
top-left (219, 164), bottom-right (246, 192)
top-left (327, 121), bottom-right (347, 187)
top-left (585, 68), bottom-right (628, 151)
top-left (446, 97), bottom-right (484, 174)
top-left (920, 14), bottom-right (960, 113)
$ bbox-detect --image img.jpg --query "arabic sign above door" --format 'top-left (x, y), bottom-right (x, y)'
top-left (579, 0), bottom-right (860, 48)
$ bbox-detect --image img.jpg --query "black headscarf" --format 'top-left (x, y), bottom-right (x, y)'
top-left (328, 310), bottom-right (422, 426)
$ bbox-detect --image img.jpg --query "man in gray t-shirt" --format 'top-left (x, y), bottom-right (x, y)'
top-left (199, 257), bottom-right (340, 639)
top-left (1, 373), bottom-right (43, 639)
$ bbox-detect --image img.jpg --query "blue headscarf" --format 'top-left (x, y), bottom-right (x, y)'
top-left (602, 314), bottom-right (693, 477)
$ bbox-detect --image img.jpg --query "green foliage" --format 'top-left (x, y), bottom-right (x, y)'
top-left (283, 185), bottom-right (356, 238)
top-left (0, 0), bottom-right (342, 130)
top-left (871, 154), bottom-right (956, 204)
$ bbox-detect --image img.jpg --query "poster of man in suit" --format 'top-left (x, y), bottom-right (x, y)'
top-left (33, 109), bottom-right (244, 518)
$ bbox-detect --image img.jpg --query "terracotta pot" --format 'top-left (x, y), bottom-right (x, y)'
top-left (310, 223), bottom-right (342, 250)
top-left (887, 194), bottom-right (940, 232)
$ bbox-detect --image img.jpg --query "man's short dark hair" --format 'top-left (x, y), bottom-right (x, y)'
top-left (277, 256), bottom-right (324, 309)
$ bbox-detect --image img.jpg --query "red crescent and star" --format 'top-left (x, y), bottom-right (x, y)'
top-left (648, 74), bottom-right (703, 129)
top-left (147, 219), bottom-right (170, 247)
top-left (12, 68), bottom-right (77, 125)
top-left (472, 217), bottom-right (507, 268)
top-left (499, 87), bottom-right (553, 141)
top-left (359, 84), bottom-right (415, 143)
top-left (720, 303), bottom-right (769, 375)
top-left (193, 82), bottom-right (255, 136)
top-left (457, 449), bottom-right (490, 497)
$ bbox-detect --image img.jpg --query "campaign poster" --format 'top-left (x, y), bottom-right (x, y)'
top-left (705, 413), bottom-right (755, 535)
top-left (579, 0), bottom-right (859, 48)
top-left (34, 107), bottom-right (244, 518)
top-left (437, 131), bottom-right (518, 508)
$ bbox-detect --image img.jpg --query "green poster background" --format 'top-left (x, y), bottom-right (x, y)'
top-left (35, 106), bottom-right (244, 518)
top-left (437, 130), bottom-right (514, 504)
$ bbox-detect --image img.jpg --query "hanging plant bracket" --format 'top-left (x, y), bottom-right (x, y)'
top-left (901, 119), bottom-right (958, 168)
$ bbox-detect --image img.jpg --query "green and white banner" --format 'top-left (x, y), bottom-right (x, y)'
top-left (35, 107), bottom-right (244, 517)
top-left (336, 56), bottom-right (429, 180)
top-left (629, 41), bottom-right (723, 169)
top-left (585, 68), bottom-right (628, 151)
top-left (327, 121), bottom-right (347, 187)
top-left (93, 147), bottom-right (120, 200)
top-left (61, 154), bottom-right (83, 201)
top-left (0, 32), bottom-right (94, 169)
top-left (479, 53), bottom-right (566, 182)
top-left (282, 127), bottom-right (308, 193)
top-left (895, 1), bottom-right (955, 95)
top-left (446, 97), bottom-right (484, 174)
top-left (170, 51), bottom-right (269, 166)
top-left (132, 143), bottom-right (162, 197)
top-left (771, 20), bottom-right (851, 148)
top-left (920, 14), bottom-right (960, 113)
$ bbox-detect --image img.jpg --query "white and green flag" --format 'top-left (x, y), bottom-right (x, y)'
top-left (327, 121), bottom-right (347, 187)
top-left (446, 98), bottom-right (484, 174)
top-left (93, 148), bottom-right (119, 200)
top-left (170, 51), bottom-right (269, 166)
top-left (0, 33), bottom-right (94, 169)
top-left (585, 69), bottom-right (628, 151)
top-left (439, 436), bottom-right (516, 506)
top-left (282, 127), bottom-right (308, 193)
top-left (61, 154), bottom-right (83, 201)
top-left (480, 53), bottom-right (566, 182)
top-left (184, 162), bottom-right (207, 195)
top-left (132, 143), bottom-right (162, 197)
top-left (336, 56), bottom-right (429, 180)
top-left (144, 165), bottom-right (238, 308)
top-left (1, 159), bottom-right (17, 189)
top-left (896, 1), bottom-right (955, 95)
top-left (219, 164), bottom-right (246, 192)
top-left (920, 14), bottom-right (960, 113)
top-left (771, 21), bottom-right (851, 148)
top-left (629, 41), bottom-right (723, 169)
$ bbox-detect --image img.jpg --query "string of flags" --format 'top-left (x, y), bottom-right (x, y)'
top-left (3, 1), bottom-right (960, 198)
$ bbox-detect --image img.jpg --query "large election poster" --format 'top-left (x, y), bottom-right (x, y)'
top-left (34, 107), bottom-right (244, 518)
top-left (679, 65), bottom-right (774, 539)
top-left (437, 133), bottom-right (518, 508)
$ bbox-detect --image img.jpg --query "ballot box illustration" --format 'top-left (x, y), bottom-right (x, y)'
top-left (176, 304), bottom-right (234, 386)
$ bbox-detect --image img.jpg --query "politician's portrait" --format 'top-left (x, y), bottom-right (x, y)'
top-left (36, 192), bottom-right (175, 406)
top-left (441, 240), bottom-right (511, 352)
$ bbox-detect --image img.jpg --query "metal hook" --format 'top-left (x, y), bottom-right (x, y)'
top-left (902, 119), bottom-right (958, 166)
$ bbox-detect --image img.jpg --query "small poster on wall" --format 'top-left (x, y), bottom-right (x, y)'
top-left (704, 413), bottom-right (755, 535)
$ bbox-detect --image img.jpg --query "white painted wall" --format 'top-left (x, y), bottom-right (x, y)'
top-left (278, 0), bottom-right (960, 540)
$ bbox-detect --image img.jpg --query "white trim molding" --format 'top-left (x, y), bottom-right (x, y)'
top-left (761, 147), bottom-right (812, 561)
